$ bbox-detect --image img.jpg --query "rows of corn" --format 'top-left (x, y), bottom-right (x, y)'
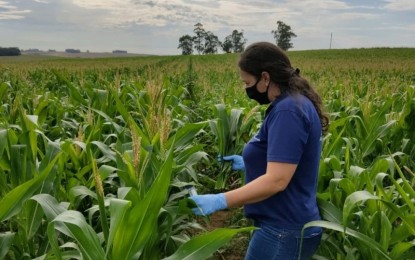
top-left (0, 48), bottom-right (414, 259)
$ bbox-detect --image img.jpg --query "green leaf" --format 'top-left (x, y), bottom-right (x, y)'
top-left (380, 201), bottom-right (415, 235)
top-left (109, 87), bottom-right (144, 137)
top-left (303, 220), bottom-right (391, 260)
top-left (30, 194), bottom-right (68, 221)
top-left (343, 190), bottom-right (378, 226)
top-left (0, 129), bottom-right (8, 159)
top-left (317, 198), bottom-right (342, 224)
top-left (163, 227), bottom-right (255, 260)
top-left (90, 141), bottom-right (116, 162)
top-left (390, 241), bottom-right (415, 259)
top-left (177, 198), bottom-right (197, 215)
top-left (0, 82), bottom-right (10, 101)
top-left (52, 70), bottom-right (87, 105)
top-left (166, 122), bottom-right (207, 150)
top-left (379, 211), bottom-right (392, 251)
top-left (112, 147), bottom-right (174, 259)
top-left (0, 153), bottom-right (60, 222)
top-left (106, 198), bottom-right (132, 256)
top-left (0, 232), bottom-right (15, 259)
top-left (26, 141), bottom-right (61, 239)
top-left (48, 210), bottom-right (105, 260)
top-left (69, 186), bottom-right (97, 206)
top-left (10, 144), bottom-right (28, 187)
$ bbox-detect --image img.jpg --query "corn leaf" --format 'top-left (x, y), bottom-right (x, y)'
top-left (317, 198), bottom-right (342, 224)
top-left (165, 122), bottom-right (207, 150)
top-left (0, 153), bottom-right (60, 222)
top-left (303, 220), bottom-right (391, 260)
top-left (0, 129), bottom-right (7, 159)
top-left (30, 194), bottom-right (68, 221)
top-left (0, 232), bottom-right (15, 259)
top-left (48, 210), bottom-right (105, 260)
top-left (163, 227), bottom-right (255, 260)
top-left (390, 242), bottom-right (415, 259)
top-left (106, 198), bottom-right (132, 256)
top-left (111, 147), bottom-right (174, 259)
top-left (342, 190), bottom-right (378, 226)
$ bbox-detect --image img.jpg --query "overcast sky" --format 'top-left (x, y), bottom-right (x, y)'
top-left (1, 0), bottom-right (414, 55)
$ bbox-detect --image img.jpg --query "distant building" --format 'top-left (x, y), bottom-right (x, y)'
top-left (65, 48), bottom-right (81, 53)
top-left (26, 48), bottom-right (41, 52)
top-left (112, 50), bottom-right (127, 54)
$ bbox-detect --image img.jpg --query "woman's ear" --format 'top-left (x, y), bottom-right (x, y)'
top-left (261, 71), bottom-right (271, 85)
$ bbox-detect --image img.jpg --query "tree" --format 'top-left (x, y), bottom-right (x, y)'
top-left (203, 31), bottom-right (221, 54)
top-left (193, 22), bottom-right (206, 54)
top-left (271, 21), bottom-right (297, 51)
top-left (222, 30), bottom-right (247, 53)
top-left (0, 47), bottom-right (21, 56)
top-left (178, 34), bottom-right (194, 55)
top-left (222, 37), bottom-right (233, 53)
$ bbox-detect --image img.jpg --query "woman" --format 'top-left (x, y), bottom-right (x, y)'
top-left (190, 41), bottom-right (329, 259)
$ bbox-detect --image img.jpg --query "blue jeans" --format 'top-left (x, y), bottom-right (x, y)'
top-left (245, 222), bottom-right (322, 260)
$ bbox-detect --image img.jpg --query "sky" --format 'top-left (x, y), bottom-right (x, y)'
top-left (0, 0), bottom-right (414, 55)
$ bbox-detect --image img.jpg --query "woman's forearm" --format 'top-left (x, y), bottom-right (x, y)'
top-left (224, 162), bottom-right (297, 208)
top-left (224, 174), bottom-right (282, 208)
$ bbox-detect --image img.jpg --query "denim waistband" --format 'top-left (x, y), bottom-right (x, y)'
top-left (252, 219), bottom-right (322, 232)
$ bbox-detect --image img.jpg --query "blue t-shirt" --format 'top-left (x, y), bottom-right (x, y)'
top-left (242, 93), bottom-right (322, 228)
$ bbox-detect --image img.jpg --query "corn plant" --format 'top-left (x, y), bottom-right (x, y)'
top-left (0, 127), bottom-right (62, 259)
top-left (208, 104), bottom-right (261, 189)
top-left (311, 154), bottom-right (415, 259)
top-left (1, 48), bottom-right (415, 259)
top-left (315, 83), bottom-right (415, 259)
top-left (0, 62), bottom-right (255, 259)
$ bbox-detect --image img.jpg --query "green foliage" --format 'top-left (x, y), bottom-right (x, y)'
top-left (208, 104), bottom-right (261, 189)
top-left (271, 20), bottom-right (297, 51)
top-left (222, 30), bottom-right (247, 53)
top-left (178, 23), bottom-right (246, 55)
top-left (178, 35), bottom-right (194, 55)
top-left (0, 48), bottom-right (414, 259)
top-left (164, 227), bottom-right (255, 260)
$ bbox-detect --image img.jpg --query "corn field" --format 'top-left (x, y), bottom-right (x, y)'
top-left (0, 48), bottom-right (414, 260)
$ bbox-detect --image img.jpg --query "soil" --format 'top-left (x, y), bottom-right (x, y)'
top-left (200, 210), bottom-right (250, 260)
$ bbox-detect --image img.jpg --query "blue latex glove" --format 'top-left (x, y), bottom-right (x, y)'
top-left (190, 193), bottom-right (227, 216)
top-left (222, 155), bottom-right (245, 171)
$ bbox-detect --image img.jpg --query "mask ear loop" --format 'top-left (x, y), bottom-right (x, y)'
top-left (254, 76), bottom-right (261, 87)
top-left (261, 71), bottom-right (271, 93)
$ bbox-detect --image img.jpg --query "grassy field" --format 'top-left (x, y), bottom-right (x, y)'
top-left (1, 48), bottom-right (414, 259)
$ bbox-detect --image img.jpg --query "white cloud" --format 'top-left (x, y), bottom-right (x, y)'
top-left (0, 0), bottom-right (414, 54)
top-left (67, 0), bottom-right (302, 30)
top-left (383, 0), bottom-right (415, 11)
top-left (283, 0), bottom-right (350, 10)
top-left (0, 0), bottom-right (31, 20)
top-left (69, 0), bottom-right (196, 27)
top-left (330, 12), bottom-right (379, 21)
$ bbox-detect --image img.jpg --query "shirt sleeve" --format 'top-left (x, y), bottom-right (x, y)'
top-left (266, 110), bottom-right (310, 164)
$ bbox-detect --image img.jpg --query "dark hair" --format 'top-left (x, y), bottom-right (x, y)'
top-left (238, 42), bottom-right (329, 134)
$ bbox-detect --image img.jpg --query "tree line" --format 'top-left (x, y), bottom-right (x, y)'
top-left (178, 20), bottom-right (297, 55)
top-left (178, 22), bottom-right (247, 55)
top-left (0, 47), bottom-right (21, 56)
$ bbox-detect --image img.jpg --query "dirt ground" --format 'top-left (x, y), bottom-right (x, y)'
top-left (201, 210), bottom-right (250, 260)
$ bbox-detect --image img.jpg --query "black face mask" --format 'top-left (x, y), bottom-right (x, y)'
top-left (245, 77), bottom-right (270, 104)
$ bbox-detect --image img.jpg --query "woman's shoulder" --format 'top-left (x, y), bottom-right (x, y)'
top-left (275, 94), bottom-right (311, 110)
